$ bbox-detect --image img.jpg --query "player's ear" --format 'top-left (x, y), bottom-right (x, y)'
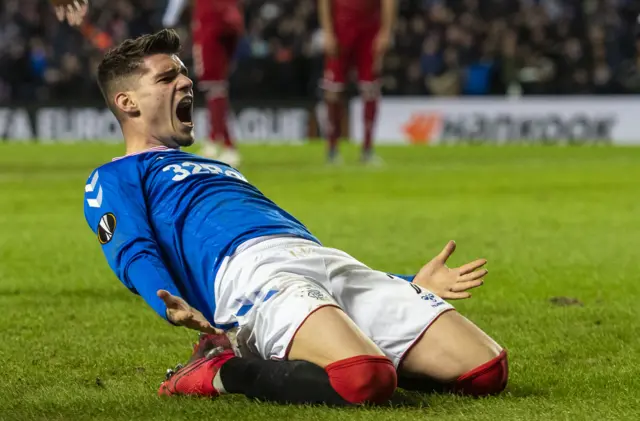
top-left (114, 91), bottom-right (139, 116)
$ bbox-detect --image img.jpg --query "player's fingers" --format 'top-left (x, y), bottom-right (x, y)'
top-left (458, 258), bottom-right (487, 275)
top-left (451, 279), bottom-right (484, 292)
top-left (443, 291), bottom-right (472, 300)
top-left (157, 289), bottom-right (182, 308)
top-left (200, 323), bottom-right (223, 335)
top-left (459, 268), bottom-right (488, 282)
top-left (436, 240), bottom-right (456, 263)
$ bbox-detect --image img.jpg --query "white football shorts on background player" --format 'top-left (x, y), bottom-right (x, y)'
top-left (214, 235), bottom-right (454, 368)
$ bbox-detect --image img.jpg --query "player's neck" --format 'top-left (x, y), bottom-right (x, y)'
top-left (123, 129), bottom-right (174, 156)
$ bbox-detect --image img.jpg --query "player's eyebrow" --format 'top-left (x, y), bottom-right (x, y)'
top-left (155, 67), bottom-right (180, 81)
top-left (155, 65), bottom-right (188, 81)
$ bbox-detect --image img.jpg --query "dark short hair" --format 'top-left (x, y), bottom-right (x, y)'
top-left (97, 29), bottom-right (182, 111)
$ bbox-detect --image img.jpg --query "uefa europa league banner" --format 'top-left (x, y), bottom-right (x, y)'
top-left (0, 102), bottom-right (324, 144)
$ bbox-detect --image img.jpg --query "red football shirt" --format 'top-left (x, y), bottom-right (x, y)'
top-left (194, 0), bottom-right (239, 19)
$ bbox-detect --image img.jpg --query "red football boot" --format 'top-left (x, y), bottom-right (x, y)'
top-left (188, 332), bottom-right (233, 364)
top-left (158, 348), bottom-right (236, 397)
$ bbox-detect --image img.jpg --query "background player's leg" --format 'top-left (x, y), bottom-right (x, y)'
top-left (356, 27), bottom-right (382, 164)
top-left (214, 33), bottom-right (241, 166)
top-left (360, 84), bottom-right (379, 163)
top-left (322, 25), bottom-right (352, 164)
top-left (204, 81), bottom-right (230, 151)
top-left (194, 29), bottom-right (240, 167)
top-left (398, 310), bottom-right (508, 396)
top-left (322, 59), bottom-right (347, 164)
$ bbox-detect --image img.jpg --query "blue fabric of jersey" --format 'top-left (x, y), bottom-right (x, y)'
top-left (84, 149), bottom-right (319, 325)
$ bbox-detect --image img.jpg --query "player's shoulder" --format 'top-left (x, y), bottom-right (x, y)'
top-left (83, 162), bottom-right (121, 215)
top-left (83, 155), bottom-right (144, 211)
top-left (83, 160), bottom-right (129, 194)
top-left (84, 163), bottom-right (114, 192)
top-left (84, 147), bottom-right (180, 187)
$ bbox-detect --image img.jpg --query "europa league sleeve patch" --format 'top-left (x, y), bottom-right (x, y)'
top-left (97, 213), bottom-right (117, 244)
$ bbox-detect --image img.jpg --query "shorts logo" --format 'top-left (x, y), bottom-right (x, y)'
top-left (307, 289), bottom-right (327, 300)
top-left (421, 292), bottom-right (446, 308)
top-left (410, 283), bottom-right (445, 308)
top-left (97, 213), bottom-right (116, 244)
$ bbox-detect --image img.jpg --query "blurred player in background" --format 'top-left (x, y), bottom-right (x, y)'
top-left (319, 0), bottom-right (396, 165)
top-left (163, 0), bottom-right (243, 167)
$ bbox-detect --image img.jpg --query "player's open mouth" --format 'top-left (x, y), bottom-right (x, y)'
top-left (176, 96), bottom-right (194, 127)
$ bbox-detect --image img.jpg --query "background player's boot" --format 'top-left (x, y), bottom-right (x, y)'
top-left (327, 147), bottom-right (343, 166)
top-left (200, 142), bottom-right (220, 159)
top-left (217, 147), bottom-right (241, 167)
top-left (360, 149), bottom-right (384, 166)
top-left (158, 348), bottom-right (236, 397)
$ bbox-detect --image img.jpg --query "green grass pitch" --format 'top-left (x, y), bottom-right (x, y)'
top-left (1, 142), bottom-right (639, 420)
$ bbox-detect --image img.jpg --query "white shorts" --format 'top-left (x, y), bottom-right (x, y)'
top-left (214, 236), bottom-right (454, 368)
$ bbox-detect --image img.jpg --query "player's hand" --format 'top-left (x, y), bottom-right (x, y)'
top-left (50, 0), bottom-right (89, 26)
top-left (373, 31), bottom-right (391, 57)
top-left (157, 290), bottom-right (224, 334)
top-left (324, 32), bottom-right (339, 57)
top-left (412, 241), bottom-right (487, 300)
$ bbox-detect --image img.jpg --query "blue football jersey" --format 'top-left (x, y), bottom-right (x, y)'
top-left (83, 146), bottom-right (320, 325)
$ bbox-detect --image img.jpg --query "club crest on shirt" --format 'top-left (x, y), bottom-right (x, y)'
top-left (97, 213), bottom-right (117, 244)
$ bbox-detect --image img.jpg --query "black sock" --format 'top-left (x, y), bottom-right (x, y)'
top-left (219, 357), bottom-right (351, 405)
top-left (398, 374), bottom-right (450, 394)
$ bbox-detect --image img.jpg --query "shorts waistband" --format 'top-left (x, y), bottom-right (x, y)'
top-left (233, 235), bottom-right (318, 257)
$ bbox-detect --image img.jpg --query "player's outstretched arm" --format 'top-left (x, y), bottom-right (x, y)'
top-left (391, 241), bottom-right (487, 300)
top-left (83, 168), bottom-right (189, 325)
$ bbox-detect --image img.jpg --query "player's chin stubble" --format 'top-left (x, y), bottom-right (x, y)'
top-left (174, 135), bottom-right (195, 147)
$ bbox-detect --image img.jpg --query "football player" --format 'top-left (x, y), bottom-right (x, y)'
top-left (84, 30), bottom-right (507, 405)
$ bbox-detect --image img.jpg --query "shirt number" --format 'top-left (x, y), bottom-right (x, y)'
top-left (163, 162), bottom-right (247, 182)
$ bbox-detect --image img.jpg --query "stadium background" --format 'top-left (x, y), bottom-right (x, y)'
top-left (1, 0), bottom-right (640, 144)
